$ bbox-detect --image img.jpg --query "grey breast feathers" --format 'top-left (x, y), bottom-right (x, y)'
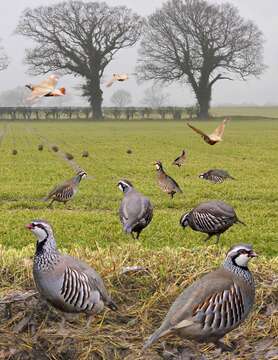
top-left (161, 175), bottom-right (182, 193)
top-left (120, 190), bottom-right (153, 230)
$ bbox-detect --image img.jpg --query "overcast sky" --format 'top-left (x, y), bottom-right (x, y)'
top-left (0, 0), bottom-right (277, 106)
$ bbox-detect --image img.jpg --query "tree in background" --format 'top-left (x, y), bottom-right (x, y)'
top-left (16, 1), bottom-right (142, 119)
top-left (141, 84), bottom-right (169, 108)
top-left (0, 39), bottom-right (8, 71)
top-left (137, 0), bottom-right (265, 118)
top-left (111, 90), bottom-right (132, 107)
top-left (0, 86), bottom-right (28, 106)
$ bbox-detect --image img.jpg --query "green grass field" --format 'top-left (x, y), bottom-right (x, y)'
top-left (0, 119), bottom-right (277, 359)
top-left (0, 119), bottom-right (277, 255)
top-left (212, 106), bottom-right (278, 118)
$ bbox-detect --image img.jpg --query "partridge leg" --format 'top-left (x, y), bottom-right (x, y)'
top-left (215, 234), bottom-right (221, 244)
top-left (214, 340), bottom-right (235, 352)
top-left (47, 199), bottom-right (55, 208)
top-left (204, 234), bottom-right (213, 242)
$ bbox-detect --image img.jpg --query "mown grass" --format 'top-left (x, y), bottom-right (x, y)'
top-left (0, 119), bottom-right (277, 359)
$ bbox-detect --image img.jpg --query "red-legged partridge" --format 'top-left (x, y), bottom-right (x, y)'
top-left (144, 244), bottom-right (257, 352)
top-left (180, 200), bottom-right (245, 243)
top-left (155, 160), bottom-right (182, 198)
top-left (27, 220), bottom-right (117, 318)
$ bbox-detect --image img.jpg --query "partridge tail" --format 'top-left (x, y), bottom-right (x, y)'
top-left (143, 328), bottom-right (166, 351)
top-left (107, 299), bottom-right (118, 311)
top-left (236, 218), bottom-right (246, 226)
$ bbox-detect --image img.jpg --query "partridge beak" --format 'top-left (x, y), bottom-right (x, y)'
top-left (26, 223), bottom-right (34, 230)
top-left (249, 250), bottom-right (258, 257)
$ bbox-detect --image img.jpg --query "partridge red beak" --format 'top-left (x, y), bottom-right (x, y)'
top-left (249, 251), bottom-right (258, 257)
top-left (26, 223), bottom-right (34, 230)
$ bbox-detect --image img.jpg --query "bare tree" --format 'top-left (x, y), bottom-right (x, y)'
top-left (16, 1), bottom-right (142, 119)
top-left (111, 89), bottom-right (132, 107)
top-left (0, 40), bottom-right (8, 71)
top-left (141, 84), bottom-right (169, 108)
top-left (137, 0), bottom-right (265, 118)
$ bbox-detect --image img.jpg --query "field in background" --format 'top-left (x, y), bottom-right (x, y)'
top-left (212, 106), bottom-right (278, 118)
top-left (0, 119), bottom-right (277, 255)
top-left (0, 119), bottom-right (277, 359)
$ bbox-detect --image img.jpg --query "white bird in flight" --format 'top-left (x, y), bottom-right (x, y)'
top-left (106, 73), bottom-right (137, 87)
top-left (25, 75), bottom-right (66, 102)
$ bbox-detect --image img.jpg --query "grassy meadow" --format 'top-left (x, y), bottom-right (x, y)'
top-left (0, 118), bottom-right (277, 359)
top-left (212, 106), bottom-right (278, 118)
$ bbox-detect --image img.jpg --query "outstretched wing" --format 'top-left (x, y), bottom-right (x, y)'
top-left (210, 118), bottom-right (227, 139)
top-left (28, 75), bottom-right (59, 99)
top-left (187, 123), bottom-right (208, 137)
top-left (106, 78), bottom-right (115, 87)
top-left (38, 75), bottom-right (59, 90)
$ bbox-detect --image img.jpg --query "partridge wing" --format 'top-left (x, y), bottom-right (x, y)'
top-left (31, 75), bottom-right (59, 97)
top-left (210, 119), bottom-right (227, 139)
top-left (190, 282), bottom-right (245, 332)
top-left (47, 180), bottom-right (73, 199)
top-left (167, 273), bottom-right (243, 334)
top-left (68, 257), bottom-right (112, 305)
top-left (187, 123), bottom-right (208, 138)
top-left (106, 78), bottom-right (115, 87)
top-left (60, 266), bottom-right (92, 310)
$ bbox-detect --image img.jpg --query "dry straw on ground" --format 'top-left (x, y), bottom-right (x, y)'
top-left (0, 244), bottom-right (277, 360)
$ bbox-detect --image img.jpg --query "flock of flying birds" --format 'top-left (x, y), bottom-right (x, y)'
top-left (25, 73), bottom-right (132, 102)
top-left (17, 74), bottom-right (259, 355)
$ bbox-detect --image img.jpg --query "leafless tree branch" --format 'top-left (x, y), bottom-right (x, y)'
top-left (16, 1), bottom-right (143, 118)
top-left (137, 0), bottom-right (265, 118)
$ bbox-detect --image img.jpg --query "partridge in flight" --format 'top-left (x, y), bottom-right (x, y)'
top-left (187, 118), bottom-right (228, 145)
top-left (106, 73), bottom-right (130, 87)
top-left (25, 75), bottom-right (66, 101)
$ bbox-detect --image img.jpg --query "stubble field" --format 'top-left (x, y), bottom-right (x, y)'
top-left (0, 119), bottom-right (277, 359)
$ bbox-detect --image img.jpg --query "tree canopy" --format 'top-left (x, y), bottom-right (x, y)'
top-left (137, 0), bottom-right (265, 118)
top-left (0, 40), bottom-right (8, 71)
top-left (16, 1), bottom-right (142, 118)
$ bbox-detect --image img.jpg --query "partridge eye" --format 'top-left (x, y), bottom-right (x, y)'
top-left (240, 250), bottom-right (248, 254)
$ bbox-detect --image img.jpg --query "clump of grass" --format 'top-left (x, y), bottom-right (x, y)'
top-left (0, 244), bottom-right (277, 359)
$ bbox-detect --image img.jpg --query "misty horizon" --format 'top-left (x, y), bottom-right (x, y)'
top-left (0, 0), bottom-right (277, 107)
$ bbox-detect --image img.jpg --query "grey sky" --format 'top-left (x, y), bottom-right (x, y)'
top-left (0, 0), bottom-right (277, 106)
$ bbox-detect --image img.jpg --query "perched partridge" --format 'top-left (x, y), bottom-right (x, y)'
top-left (199, 169), bottom-right (235, 184)
top-left (144, 244), bottom-right (257, 352)
top-left (172, 150), bottom-right (187, 167)
top-left (44, 170), bottom-right (87, 207)
top-left (180, 200), bottom-right (245, 243)
top-left (118, 179), bottom-right (153, 239)
top-left (27, 220), bottom-right (117, 317)
top-left (155, 161), bottom-right (182, 198)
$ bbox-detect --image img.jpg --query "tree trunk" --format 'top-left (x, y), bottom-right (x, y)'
top-left (86, 77), bottom-right (103, 119)
top-left (195, 84), bottom-right (211, 119)
top-left (89, 88), bottom-right (103, 119)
